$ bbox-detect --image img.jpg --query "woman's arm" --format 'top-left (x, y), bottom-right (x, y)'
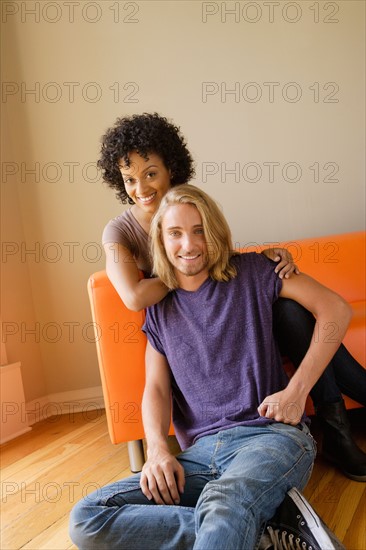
top-left (104, 243), bottom-right (169, 311)
top-left (140, 341), bottom-right (185, 505)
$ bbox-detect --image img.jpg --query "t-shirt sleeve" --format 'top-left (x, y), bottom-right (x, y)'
top-left (259, 253), bottom-right (283, 301)
top-left (102, 218), bottom-right (137, 255)
top-left (244, 253), bottom-right (283, 302)
top-left (142, 307), bottom-right (167, 357)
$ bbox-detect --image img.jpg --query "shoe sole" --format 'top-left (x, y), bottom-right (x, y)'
top-left (343, 471), bottom-right (366, 482)
top-left (322, 452), bottom-right (366, 482)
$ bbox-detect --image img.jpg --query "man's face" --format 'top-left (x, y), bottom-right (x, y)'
top-left (161, 203), bottom-right (209, 287)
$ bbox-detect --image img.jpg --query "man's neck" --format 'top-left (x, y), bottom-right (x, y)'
top-left (175, 271), bottom-right (209, 292)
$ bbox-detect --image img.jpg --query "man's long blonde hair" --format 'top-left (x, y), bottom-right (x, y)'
top-left (150, 184), bottom-right (238, 289)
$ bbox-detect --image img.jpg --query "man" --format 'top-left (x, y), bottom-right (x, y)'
top-left (70, 185), bottom-right (350, 549)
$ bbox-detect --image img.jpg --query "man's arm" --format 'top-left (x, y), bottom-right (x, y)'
top-left (140, 341), bottom-right (185, 504)
top-left (258, 273), bottom-right (352, 424)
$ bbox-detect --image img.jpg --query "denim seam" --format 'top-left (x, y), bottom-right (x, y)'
top-left (185, 470), bottom-right (216, 478)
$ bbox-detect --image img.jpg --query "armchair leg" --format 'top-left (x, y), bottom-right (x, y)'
top-left (127, 439), bottom-right (145, 472)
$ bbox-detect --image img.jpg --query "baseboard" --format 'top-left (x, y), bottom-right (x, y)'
top-left (0, 361), bottom-right (32, 445)
top-left (25, 386), bottom-right (105, 425)
top-left (1, 426), bottom-right (32, 445)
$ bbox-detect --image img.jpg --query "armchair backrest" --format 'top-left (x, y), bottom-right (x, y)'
top-left (87, 271), bottom-right (147, 444)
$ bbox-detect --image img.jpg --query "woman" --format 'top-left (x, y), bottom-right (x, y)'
top-left (99, 112), bottom-right (366, 481)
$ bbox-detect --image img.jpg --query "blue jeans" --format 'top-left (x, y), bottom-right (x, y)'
top-left (70, 423), bottom-right (316, 550)
top-left (273, 298), bottom-right (366, 406)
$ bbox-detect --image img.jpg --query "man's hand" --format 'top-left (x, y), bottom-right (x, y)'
top-left (262, 247), bottom-right (300, 279)
top-left (140, 447), bottom-right (185, 505)
top-left (257, 387), bottom-right (307, 425)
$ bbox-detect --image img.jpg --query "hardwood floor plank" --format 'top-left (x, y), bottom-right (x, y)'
top-left (1, 411), bottom-right (104, 468)
top-left (1, 416), bottom-right (107, 480)
top-left (342, 489), bottom-right (366, 550)
top-left (2, 414), bottom-right (129, 549)
top-left (2, 441), bottom-right (129, 548)
top-left (20, 515), bottom-right (72, 550)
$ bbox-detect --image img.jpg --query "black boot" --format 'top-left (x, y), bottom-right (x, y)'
top-left (316, 400), bottom-right (366, 482)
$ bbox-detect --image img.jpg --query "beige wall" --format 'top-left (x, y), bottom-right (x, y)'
top-left (1, 1), bottom-right (365, 401)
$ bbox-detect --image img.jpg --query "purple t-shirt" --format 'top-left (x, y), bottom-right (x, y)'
top-left (143, 253), bottom-right (290, 450)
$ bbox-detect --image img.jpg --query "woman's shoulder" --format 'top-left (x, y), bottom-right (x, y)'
top-left (102, 208), bottom-right (138, 246)
top-left (104, 208), bottom-right (134, 230)
top-left (102, 209), bottom-right (152, 276)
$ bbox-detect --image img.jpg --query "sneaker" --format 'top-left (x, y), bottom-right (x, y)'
top-left (258, 487), bottom-right (345, 550)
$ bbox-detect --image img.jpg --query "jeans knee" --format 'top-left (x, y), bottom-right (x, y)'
top-left (296, 458), bottom-right (315, 491)
top-left (197, 478), bottom-right (243, 511)
top-left (69, 500), bottom-right (85, 547)
top-left (69, 498), bottom-right (100, 549)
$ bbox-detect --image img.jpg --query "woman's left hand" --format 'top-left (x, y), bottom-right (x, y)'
top-left (262, 247), bottom-right (300, 279)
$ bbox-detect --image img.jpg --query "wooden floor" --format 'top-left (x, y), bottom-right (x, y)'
top-left (1, 408), bottom-right (365, 550)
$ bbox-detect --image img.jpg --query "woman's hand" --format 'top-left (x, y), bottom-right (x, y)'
top-left (262, 247), bottom-right (300, 279)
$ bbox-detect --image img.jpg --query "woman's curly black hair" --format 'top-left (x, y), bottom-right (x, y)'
top-left (97, 113), bottom-right (195, 204)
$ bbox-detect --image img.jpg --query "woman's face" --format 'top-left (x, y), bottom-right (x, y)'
top-left (119, 151), bottom-right (172, 214)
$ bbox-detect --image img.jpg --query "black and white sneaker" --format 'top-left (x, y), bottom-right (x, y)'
top-left (258, 487), bottom-right (345, 550)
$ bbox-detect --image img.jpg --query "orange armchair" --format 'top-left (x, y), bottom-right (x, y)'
top-left (87, 272), bottom-right (147, 471)
top-left (88, 231), bottom-right (365, 471)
